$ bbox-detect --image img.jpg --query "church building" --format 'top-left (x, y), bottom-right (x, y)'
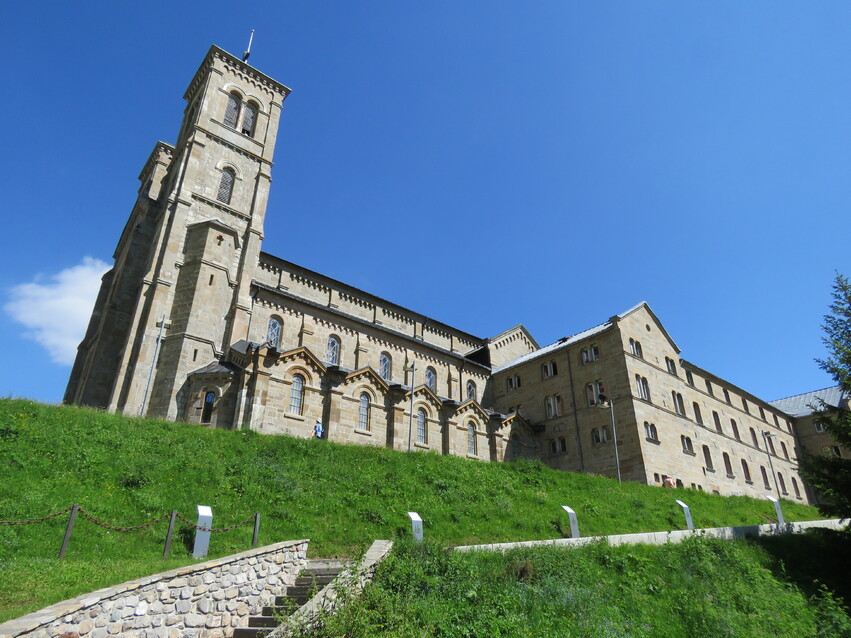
top-left (65, 46), bottom-right (812, 503)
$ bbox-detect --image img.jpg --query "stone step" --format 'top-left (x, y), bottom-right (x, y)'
top-left (232, 628), bottom-right (271, 638)
top-left (294, 574), bottom-right (336, 587)
top-left (248, 616), bottom-right (280, 628)
top-left (274, 594), bottom-right (310, 606)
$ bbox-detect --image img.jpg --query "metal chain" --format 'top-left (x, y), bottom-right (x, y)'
top-left (175, 511), bottom-right (256, 533)
top-left (0, 506), bottom-right (73, 526)
top-left (77, 508), bottom-right (173, 532)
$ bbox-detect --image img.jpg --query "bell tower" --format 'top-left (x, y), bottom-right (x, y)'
top-left (65, 46), bottom-right (291, 419)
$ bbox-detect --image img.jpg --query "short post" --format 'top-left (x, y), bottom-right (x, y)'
top-left (675, 499), bottom-right (693, 531)
top-left (561, 505), bottom-right (580, 538)
top-left (163, 510), bottom-right (178, 557)
top-left (766, 495), bottom-right (786, 528)
top-left (58, 504), bottom-right (79, 558)
top-left (407, 511), bottom-right (423, 543)
top-left (252, 513), bottom-right (261, 548)
top-left (192, 505), bottom-right (213, 559)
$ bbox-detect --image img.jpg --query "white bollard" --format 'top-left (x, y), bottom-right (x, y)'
top-left (766, 495), bottom-right (786, 528)
top-left (675, 499), bottom-right (693, 530)
top-left (193, 505), bottom-right (213, 559)
top-left (561, 505), bottom-right (580, 538)
top-left (407, 511), bottom-right (423, 543)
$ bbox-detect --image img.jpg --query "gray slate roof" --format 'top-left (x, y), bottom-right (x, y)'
top-left (769, 385), bottom-right (847, 417)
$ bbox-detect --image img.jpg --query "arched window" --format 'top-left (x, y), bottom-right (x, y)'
top-left (792, 477), bottom-right (801, 499)
top-left (781, 441), bottom-right (789, 460)
top-left (358, 393), bottom-right (371, 431)
top-left (325, 336), bottom-right (340, 365)
top-left (241, 102), bottom-right (258, 136)
top-left (702, 445), bottom-right (713, 470)
top-left (224, 92), bottom-right (259, 138)
top-left (288, 374), bottom-right (304, 415)
top-left (217, 167), bottom-right (235, 205)
top-left (741, 459), bottom-right (752, 482)
top-left (224, 92), bottom-right (241, 128)
top-left (467, 421), bottom-right (477, 456)
top-left (425, 367), bottom-right (436, 392)
top-left (266, 317), bottom-right (282, 347)
top-left (416, 408), bottom-right (427, 444)
top-left (731, 419), bottom-right (740, 440)
top-left (201, 391), bottom-right (215, 424)
top-left (723, 452), bottom-right (733, 476)
top-left (778, 472), bottom-right (787, 495)
top-left (379, 353), bottom-right (391, 381)
top-left (466, 380), bottom-right (477, 402)
top-left (760, 466), bottom-right (771, 490)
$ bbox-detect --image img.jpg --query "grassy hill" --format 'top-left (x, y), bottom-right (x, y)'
top-left (0, 398), bottom-right (827, 622)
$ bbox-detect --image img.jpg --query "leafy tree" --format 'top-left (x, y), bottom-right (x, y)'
top-left (800, 273), bottom-right (851, 515)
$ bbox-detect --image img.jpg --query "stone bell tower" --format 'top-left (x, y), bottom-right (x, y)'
top-left (65, 46), bottom-right (291, 419)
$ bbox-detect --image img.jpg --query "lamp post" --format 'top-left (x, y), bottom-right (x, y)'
top-left (761, 430), bottom-right (781, 496)
top-left (597, 394), bottom-right (621, 483)
top-left (405, 362), bottom-right (416, 452)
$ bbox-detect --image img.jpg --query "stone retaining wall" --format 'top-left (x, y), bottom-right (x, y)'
top-left (453, 518), bottom-right (848, 552)
top-left (0, 539), bottom-right (309, 638)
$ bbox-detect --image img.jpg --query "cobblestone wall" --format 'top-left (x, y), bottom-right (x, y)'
top-left (0, 539), bottom-right (308, 638)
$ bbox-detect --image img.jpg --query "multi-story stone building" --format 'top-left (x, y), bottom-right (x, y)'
top-left (65, 46), bottom-right (813, 503)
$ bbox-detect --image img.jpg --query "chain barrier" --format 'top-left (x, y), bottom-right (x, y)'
top-left (175, 511), bottom-right (257, 533)
top-left (1, 507), bottom-right (256, 534)
top-left (0, 506), bottom-right (73, 526)
top-left (77, 508), bottom-right (173, 532)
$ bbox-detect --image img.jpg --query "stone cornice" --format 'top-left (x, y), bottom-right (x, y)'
top-left (137, 141), bottom-right (174, 183)
top-left (191, 193), bottom-right (251, 221)
top-left (184, 45), bottom-right (292, 104)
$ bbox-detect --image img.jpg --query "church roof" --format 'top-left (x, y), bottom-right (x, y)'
top-left (770, 385), bottom-right (847, 417)
top-left (189, 361), bottom-right (240, 376)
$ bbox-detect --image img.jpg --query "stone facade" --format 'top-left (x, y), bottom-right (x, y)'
top-left (0, 539), bottom-right (308, 638)
top-left (65, 45), bottom-right (818, 502)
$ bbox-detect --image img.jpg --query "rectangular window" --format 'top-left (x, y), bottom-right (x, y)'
top-left (506, 374), bottom-right (521, 392)
top-left (742, 398), bottom-right (750, 414)
top-left (693, 402), bottom-right (703, 425)
top-left (705, 380), bottom-right (714, 396)
top-left (629, 338), bottom-right (643, 358)
top-left (759, 407), bottom-right (766, 421)
top-left (581, 345), bottom-right (600, 364)
top-left (723, 388), bottom-right (731, 404)
top-left (685, 370), bottom-right (694, 386)
top-left (541, 361), bottom-right (558, 378)
top-left (672, 391), bottom-right (685, 416)
top-left (586, 381), bottom-right (605, 406)
top-left (545, 394), bottom-right (564, 418)
top-left (814, 421), bottom-right (825, 433)
top-left (712, 411), bottom-right (722, 433)
top-left (644, 421), bottom-right (658, 441)
top-left (592, 426), bottom-right (611, 444)
top-left (635, 375), bottom-right (651, 402)
top-left (558, 437), bottom-right (567, 453)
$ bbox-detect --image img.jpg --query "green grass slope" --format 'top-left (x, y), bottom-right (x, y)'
top-left (0, 399), bottom-right (824, 622)
top-left (315, 533), bottom-right (851, 637)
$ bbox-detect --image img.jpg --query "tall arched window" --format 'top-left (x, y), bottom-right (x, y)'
top-left (792, 477), bottom-right (801, 499)
top-left (723, 452), bottom-right (733, 476)
top-left (778, 472), bottom-right (787, 494)
top-left (467, 421), bottom-right (477, 456)
top-left (379, 353), bottom-right (392, 381)
top-left (741, 459), bottom-right (752, 482)
top-left (266, 317), bottom-right (282, 347)
top-left (201, 391), bottom-right (215, 424)
top-left (760, 466), bottom-right (771, 490)
top-left (241, 102), bottom-right (258, 136)
top-left (288, 374), bottom-right (304, 415)
top-left (224, 92), bottom-right (241, 128)
top-left (425, 367), bottom-right (436, 392)
top-left (217, 168), bottom-right (235, 205)
top-left (325, 336), bottom-right (340, 365)
top-left (358, 393), bottom-right (371, 431)
top-left (466, 380), bottom-right (477, 402)
top-left (416, 408), bottom-right (427, 444)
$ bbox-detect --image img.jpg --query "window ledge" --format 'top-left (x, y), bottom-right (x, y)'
top-left (466, 454), bottom-right (479, 460)
top-left (726, 473), bottom-right (735, 479)
top-left (645, 437), bottom-right (660, 445)
top-left (355, 428), bottom-right (372, 437)
top-left (414, 442), bottom-right (429, 450)
top-left (683, 450), bottom-right (696, 456)
top-left (286, 413), bottom-right (305, 422)
top-left (745, 479), bottom-right (754, 485)
top-left (705, 467), bottom-right (715, 473)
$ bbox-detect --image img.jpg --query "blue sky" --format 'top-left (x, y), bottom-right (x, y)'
top-left (1, 2), bottom-right (849, 405)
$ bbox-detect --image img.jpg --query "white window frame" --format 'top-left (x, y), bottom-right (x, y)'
top-left (288, 374), bottom-right (305, 415)
top-left (325, 336), bottom-right (340, 366)
top-left (358, 393), bottom-right (371, 431)
top-left (416, 408), bottom-right (427, 445)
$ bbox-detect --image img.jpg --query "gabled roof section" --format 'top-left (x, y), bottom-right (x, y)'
top-left (343, 367), bottom-right (391, 393)
top-left (453, 399), bottom-right (490, 423)
top-left (770, 385), bottom-right (848, 417)
top-left (488, 324), bottom-right (540, 351)
top-left (492, 302), bottom-right (677, 374)
top-left (188, 361), bottom-right (240, 376)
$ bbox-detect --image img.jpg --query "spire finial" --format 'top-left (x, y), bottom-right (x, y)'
top-left (242, 29), bottom-right (255, 62)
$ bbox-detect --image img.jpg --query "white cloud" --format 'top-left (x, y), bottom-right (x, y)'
top-left (4, 257), bottom-right (111, 366)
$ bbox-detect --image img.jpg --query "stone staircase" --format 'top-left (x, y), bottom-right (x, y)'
top-left (233, 560), bottom-right (346, 637)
